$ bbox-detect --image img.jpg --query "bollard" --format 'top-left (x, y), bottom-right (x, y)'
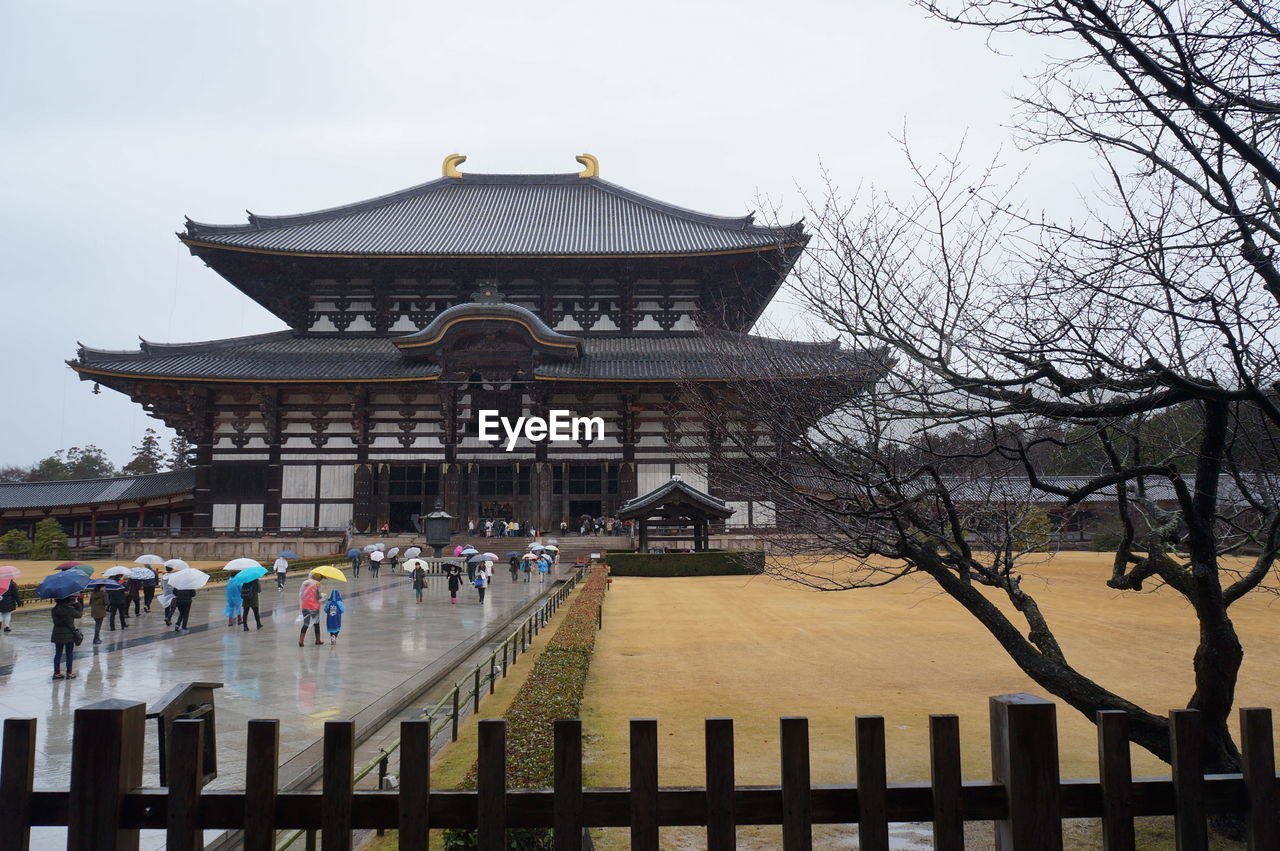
top-left (489, 655), bottom-right (496, 694)
top-left (451, 689), bottom-right (460, 742)
top-left (473, 668), bottom-right (481, 713)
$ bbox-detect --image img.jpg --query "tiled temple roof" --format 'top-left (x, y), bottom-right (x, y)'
top-left (0, 470), bottom-right (195, 510)
top-left (182, 173), bottom-right (805, 257)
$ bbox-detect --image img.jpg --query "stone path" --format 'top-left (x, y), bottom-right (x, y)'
top-left (0, 565), bottom-right (556, 849)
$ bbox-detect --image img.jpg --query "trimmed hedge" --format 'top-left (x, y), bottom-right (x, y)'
top-left (444, 567), bottom-right (607, 850)
top-left (605, 549), bottom-right (764, 577)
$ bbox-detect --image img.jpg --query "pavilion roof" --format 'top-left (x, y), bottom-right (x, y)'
top-left (181, 172), bottom-right (805, 258)
top-left (0, 470), bottom-right (195, 511)
top-left (617, 475), bottom-right (735, 520)
top-left (71, 330), bottom-right (878, 384)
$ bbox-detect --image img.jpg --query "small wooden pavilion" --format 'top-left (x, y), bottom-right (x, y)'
top-left (617, 475), bottom-right (734, 552)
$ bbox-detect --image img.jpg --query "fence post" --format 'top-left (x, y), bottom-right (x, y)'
top-left (451, 688), bottom-right (460, 742)
top-left (929, 714), bottom-right (963, 851)
top-left (989, 694), bottom-right (1062, 851)
top-left (1240, 707), bottom-right (1278, 850)
top-left (630, 719), bottom-right (659, 851)
top-left (473, 668), bottom-right (482, 713)
top-left (243, 719), bottom-right (280, 851)
top-left (166, 719), bottom-right (204, 851)
top-left (1170, 709), bottom-right (1208, 851)
top-left (68, 698), bottom-right (146, 851)
top-left (322, 720), bottom-right (355, 851)
top-left (477, 720), bottom-right (507, 851)
top-left (399, 719), bottom-right (432, 849)
top-left (1095, 711), bottom-right (1135, 851)
top-left (705, 718), bottom-right (736, 851)
top-left (489, 655), bottom-right (496, 695)
top-left (554, 719), bottom-right (584, 851)
top-left (0, 718), bottom-right (36, 851)
top-left (779, 716), bottom-right (812, 851)
top-left (856, 715), bottom-right (889, 851)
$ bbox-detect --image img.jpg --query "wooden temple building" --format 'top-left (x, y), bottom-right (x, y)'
top-left (71, 155), bottom-right (876, 534)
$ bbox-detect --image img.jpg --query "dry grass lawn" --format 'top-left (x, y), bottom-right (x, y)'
top-left (579, 551), bottom-right (1279, 849)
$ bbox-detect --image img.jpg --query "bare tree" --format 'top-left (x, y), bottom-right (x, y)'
top-left (688, 0), bottom-right (1280, 785)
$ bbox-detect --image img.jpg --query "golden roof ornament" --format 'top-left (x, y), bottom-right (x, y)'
top-left (575, 153), bottom-right (599, 178)
top-left (442, 153), bottom-right (467, 178)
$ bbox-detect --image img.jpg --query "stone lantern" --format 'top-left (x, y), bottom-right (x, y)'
top-left (424, 500), bottom-right (453, 558)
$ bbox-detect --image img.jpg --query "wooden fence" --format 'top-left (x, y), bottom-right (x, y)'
top-left (0, 696), bottom-right (1276, 851)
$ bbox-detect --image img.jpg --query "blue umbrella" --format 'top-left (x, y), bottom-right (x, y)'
top-left (346, 548), bottom-right (362, 559)
top-left (278, 551), bottom-right (300, 559)
top-left (37, 570), bottom-right (91, 599)
top-left (229, 565), bottom-right (269, 585)
top-left (84, 578), bottom-right (124, 590)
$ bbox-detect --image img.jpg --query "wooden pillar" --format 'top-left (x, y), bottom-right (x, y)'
top-left (90, 508), bottom-right (98, 546)
top-left (192, 440), bottom-right (213, 529)
top-left (264, 441), bottom-right (282, 532)
top-left (68, 699), bottom-right (146, 851)
top-left (990, 693), bottom-right (1062, 850)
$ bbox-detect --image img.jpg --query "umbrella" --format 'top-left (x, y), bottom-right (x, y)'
top-left (374, 543), bottom-right (386, 551)
top-left (529, 544), bottom-right (545, 552)
top-left (453, 545), bottom-right (465, 556)
top-left (0, 578), bottom-right (9, 595)
top-left (346, 548), bottom-right (362, 559)
top-left (103, 566), bottom-right (132, 578)
top-left (36, 570), bottom-right (91, 599)
top-left (56, 562), bottom-right (86, 570)
top-left (543, 544), bottom-right (559, 552)
top-left (0, 566), bottom-right (20, 579)
top-left (545, 538), bottom-right (559, 545)
top-left (229, 565), bottom-right (269, 585)
top-left (402, 558), bottom-right (429, 572)
top-left (128, 567), bottom-right (156, 580)
top-left (479, 552), bottom-right (499, 561)
top-left (167, 569), bottom-right (210, 590)
top-left (164, 558), bottom-right (191, 572)
top-left (387, 547), bottom-right (400, 558)
top-left (404, 547), bottom-right (421, 558)
top-left (467, 554), bottom-right (489, 563)
top-left (364, 544), bottom-right (378, 553)
top-left (278, 550), bottom-right (299, 560)
top-left (370, 551), bottom-right (385, 562)
top-left (224, 558), bottom-right (261, 572)
top-left (311, 565), bottom-right (348, 583)
top-left (134, 554), bottom-right (164, 565)
top-left (85, 578), bottom-right (124, 590)
top-left (522, 553), bottom-right (538, 561)
top-left (460, 546), bottom-right (479, 555)
top-left (503, 551), bottom-right (521, 559)
top-left (57, 564), bottom-right (96, 576)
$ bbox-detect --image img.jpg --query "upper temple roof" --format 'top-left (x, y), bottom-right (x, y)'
top-left (180, 172), bottom-right (805, 257)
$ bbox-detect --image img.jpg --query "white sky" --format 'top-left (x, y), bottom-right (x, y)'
top-left (0, 0), bottom-right (1092, 467)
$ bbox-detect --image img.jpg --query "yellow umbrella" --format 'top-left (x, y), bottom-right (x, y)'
top-left (311, 565), bottom-right (348, 583)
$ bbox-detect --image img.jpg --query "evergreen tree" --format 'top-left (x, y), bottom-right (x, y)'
top-left (31, 518), bottom-right (69, 560)
top-left (28, 446), bottom-right (116, 481)
top-left (167, 435), bottom-right (192, 471)
top-left (0, 529), bottom-right (32, 558)
top-left (122, 428), bottom-right (167, 475)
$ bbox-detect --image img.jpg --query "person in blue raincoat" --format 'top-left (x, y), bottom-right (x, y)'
top-left (324, 589), bottom-right (345, 644)
top-left (224, 580), bottom-right (243, 628)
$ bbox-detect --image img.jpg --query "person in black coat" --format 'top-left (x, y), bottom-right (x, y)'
top-left (173, 588), bottom-right (196, 633)
top-left (240, 578), bottom-right (262, 631)
top-left (106, 583), bottom-right (129, 630)
top-left (445, 562), bottom-right (462, 606)
top-left (0, 581), bottom-right (22, 632)
top-left (141, 569), bottom-right (158, 613)
top-left (50, 596), bottom-right (82, 679)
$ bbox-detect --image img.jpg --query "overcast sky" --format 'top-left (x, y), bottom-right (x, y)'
top-left (1, 0), bottom-right (1091, 468)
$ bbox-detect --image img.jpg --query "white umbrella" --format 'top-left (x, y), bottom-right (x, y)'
top-left (402, 558), bottom-right (429, 572)
top-left (522, 553), bottom-right (538, 561)
top-left (134, 554), bottom-right (164, 565)
top-left (128, 566), bottom-right (156, 580)
top-left (529, 543), bottom-right (545, 551)
top-left (374, 543), bottom-right (386, 551)
top-left (168, 568), bottom-right (210, 590)
top-left (404, 547), bottom-right (422, 559)
top-left (370, 550), bottom-right (385, 562)
top-left (224, 558), bottom-right (261, 572)
top-left (545, 538), bottom-right (559, 545)
top-left (387, 547), bottom-right (400, 557)
top-left (163, 558), bottom-right (191, 571)
top-left (363, 544), bottom-right (377, 553)
top-left (543, 544), bottom-right (559, 552)
top-left (103, 566), bottom-right (132, 577)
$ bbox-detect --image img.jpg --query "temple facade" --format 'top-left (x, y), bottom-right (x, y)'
top-left (72, 155), bottom-right (875, 533)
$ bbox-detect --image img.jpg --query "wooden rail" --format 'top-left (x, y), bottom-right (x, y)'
top-left (1, 694), bottom-right (1276, 850)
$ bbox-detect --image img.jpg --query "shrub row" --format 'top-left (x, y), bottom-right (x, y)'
top-left (444, 567), bottom-right (607, 849)
top-left (605, 549), bottom-right (764, 576)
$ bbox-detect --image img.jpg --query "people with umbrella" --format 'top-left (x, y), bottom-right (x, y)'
top-left (238, 568), bottom-right (265, 631)
top-left (224, 579), bottom-right (244, 628)
top-left (50, 594), bottom-right (82, 680)
top-left (506, 552), bottom-right (521, 583)
top-left (369, 548), bottom-right (384, 578)
top-left (166, 568), bottom-right (208, 634)
top-left (324, 589), bottom-right (344, 644)
top-left (106, 577), bottom-right (129, 630)
top-left (86, 580), bottom-right (116, 644)
top-left (346, 547), bottom-right (362, 576)
top-left (0, 576), bottom-right (22, 633)
top-left (410, 560), bottom-right (428, 604)
top-left (140, 567), bottom-right (158, 613)
top-left (159, 564), bottom-right (178, 626)
top-left (299, 572), bottom-right (324, 646)
top-left (275, 553), bottom-right (292, 590)
top-left (445, 561), bottom-right (462, 606)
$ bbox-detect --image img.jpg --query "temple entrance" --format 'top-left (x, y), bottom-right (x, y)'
top-left (386, 463), bottom-right (439, 533)
top-left (569, 500), bottom-right (602, 521)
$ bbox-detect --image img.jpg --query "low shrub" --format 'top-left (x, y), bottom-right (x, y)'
top-left (0, 529), bottom-right (32, 558)
top-left (31, 518), bottom-right (69, 560)
top-left (443, 568), bottom-right (607, 850)
top-left (606, 549), bottom-right (764, 576)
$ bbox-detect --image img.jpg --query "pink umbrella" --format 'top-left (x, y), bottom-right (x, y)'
top-left (0, 566), bottom-right (20, 579)
top-left (0, 578), bottom-right (10, 594)
top-left (453, 545), bottom-right (465, 556)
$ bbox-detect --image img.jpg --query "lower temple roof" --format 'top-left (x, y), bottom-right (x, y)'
top-left (70, 330), bottom-right (875, 384)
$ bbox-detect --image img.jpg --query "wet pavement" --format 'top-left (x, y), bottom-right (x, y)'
top-left (0, 566), bottom-right (557, 848)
